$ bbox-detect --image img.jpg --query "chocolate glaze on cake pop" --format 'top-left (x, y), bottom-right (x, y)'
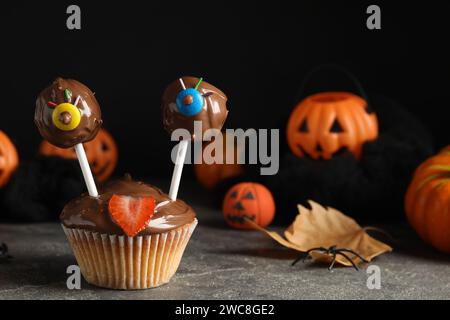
top-left (162, 76), bottom-right (228, 140)
top-left (35, 78), bottom-right (102, 148)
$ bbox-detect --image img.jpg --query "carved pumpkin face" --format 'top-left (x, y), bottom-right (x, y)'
top-left (286, 92), bottom-right (378, 160)
top-left (222, 182), bottom-right (275, 229)
top-left (39, 128), bottom-right (117, 183)
top-left (194, 133), bottom-right (245, 189)
top-left (0, 131), bottom-right (19, 188)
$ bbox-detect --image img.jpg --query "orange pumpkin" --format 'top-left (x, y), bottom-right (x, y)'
top-left (286, 92), bottom-right (378, 160)
top-left (223, 182), bottom-right (275, 229)
top-left (39, 128), bottom-right (118, 183)
top-left (194, 133), bottom-right (244, 189)
top-left (0, 131), bottom-right (19, 188)
top-left (405, 147), bottom-right (450, 253)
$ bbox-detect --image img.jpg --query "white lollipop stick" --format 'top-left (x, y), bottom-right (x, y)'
top-left (74, 143), bottom-right (98, 197)
top-left (73, 95), bottom-right (98, 198)
top-left (167, 77), bottom-right (189, 201)
top-left (168, 139), bottom-right (189, 201)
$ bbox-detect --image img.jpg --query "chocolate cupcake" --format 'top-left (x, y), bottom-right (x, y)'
top-left (61, 175), bottom-right (197, 289)
top-left (34, 78), bottom-right (198, 290)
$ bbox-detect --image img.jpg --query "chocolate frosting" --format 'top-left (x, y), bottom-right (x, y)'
top-left (35, 78), bottom-right (102, 148)
top-left (162, 76), bottom-right (228, 140)
top-left (60, 177), bottom-right (196, 235)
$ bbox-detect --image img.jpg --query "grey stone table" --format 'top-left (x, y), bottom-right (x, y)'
top-left (0, 181), bottom-right (449, 300)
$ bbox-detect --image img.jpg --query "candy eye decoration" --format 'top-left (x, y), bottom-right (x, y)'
top-left (50, 102), bottom-right (81, 131)
top-left (175, 77), bottom-right (205, 117)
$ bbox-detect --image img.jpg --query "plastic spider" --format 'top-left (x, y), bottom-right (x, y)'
top-left (292, 245), bottom-right (368, 271)
top-left (0, 243), bottom-right (12, 262)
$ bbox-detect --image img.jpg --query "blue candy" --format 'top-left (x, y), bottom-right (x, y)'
top-left (176, 88), bottom-right (204, 117)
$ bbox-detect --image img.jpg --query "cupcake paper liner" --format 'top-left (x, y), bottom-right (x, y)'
top-left (62, 219), bottom-right (197, 289)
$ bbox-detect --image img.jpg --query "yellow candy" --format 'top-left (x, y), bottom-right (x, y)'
top-left (52, 103), bottom-right (81, 131)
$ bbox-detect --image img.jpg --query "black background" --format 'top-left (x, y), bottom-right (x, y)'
top-left (1, 0), bottom-right (449, 179)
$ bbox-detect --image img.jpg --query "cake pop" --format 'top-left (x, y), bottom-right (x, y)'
top-left (162, 76), bottom-right (228, 139)
top-left (35, 78), bottom-right (102, 149)
top-left (35, 78), bottom-right (101, 197)
top-left (162, 76), bottom-right (229, 200)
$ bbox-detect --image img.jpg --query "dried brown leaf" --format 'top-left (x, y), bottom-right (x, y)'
top-left (247, 200), bottom-right (392, 267)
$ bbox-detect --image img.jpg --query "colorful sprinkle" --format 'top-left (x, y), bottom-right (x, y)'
top-left (47, 101), bottom-right (58, 108)
top-left (65, 88), bottom-right (72, 103)
top-left (73, 95), bottom-right (81, 106)
top-left (194, 77), bottom-right (203, 90)
top-left (179, 78), bottom-right (187, 90)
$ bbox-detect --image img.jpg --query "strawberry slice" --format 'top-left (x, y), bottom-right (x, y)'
top-left (108, 194), bottom-right (156, 237)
